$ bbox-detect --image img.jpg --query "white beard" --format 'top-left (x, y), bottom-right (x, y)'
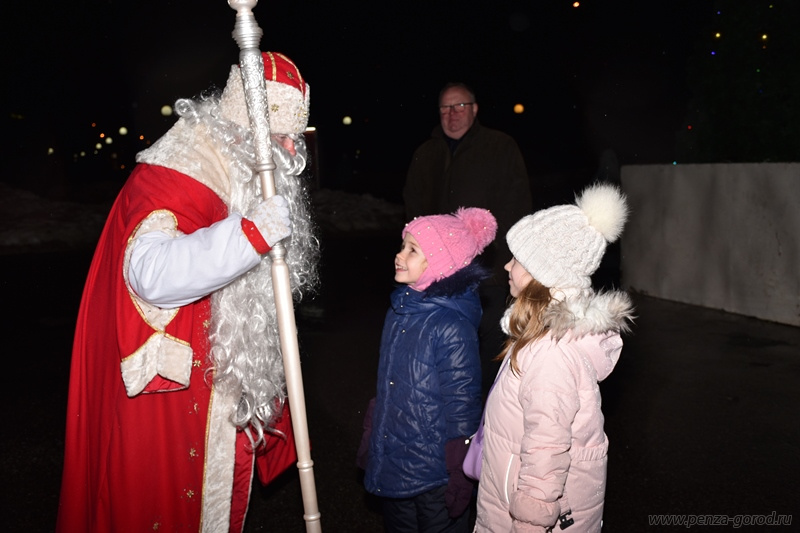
top-left (210, 134), bottom-right (318, 444)
top-left (138, 92), bottom-right (319, 444)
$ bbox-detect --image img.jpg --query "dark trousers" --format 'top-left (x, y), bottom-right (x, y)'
top-left (382, 485), bottom-right (470, 533)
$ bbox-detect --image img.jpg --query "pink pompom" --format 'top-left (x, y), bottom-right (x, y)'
top-left (456, 207), bottom-right (498, 250)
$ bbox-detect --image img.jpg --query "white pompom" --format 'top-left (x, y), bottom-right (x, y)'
top-left (576, 184), bottom-right (629, 243)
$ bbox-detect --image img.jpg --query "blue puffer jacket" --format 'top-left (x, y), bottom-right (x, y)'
top-left (364, 264), bottom-right (485, 498)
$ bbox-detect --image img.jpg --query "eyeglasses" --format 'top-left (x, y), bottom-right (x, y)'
top-left (439, 102), bottom-right (475, 114)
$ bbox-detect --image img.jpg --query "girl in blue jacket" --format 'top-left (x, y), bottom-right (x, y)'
top-left (361, 207), bottom-right (497, 532)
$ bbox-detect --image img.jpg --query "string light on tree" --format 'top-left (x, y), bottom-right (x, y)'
top-left (677, 0), bottom-right (799, 163)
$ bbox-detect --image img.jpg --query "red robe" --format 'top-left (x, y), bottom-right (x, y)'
top-left (57, 164), bottom-right (296, 532)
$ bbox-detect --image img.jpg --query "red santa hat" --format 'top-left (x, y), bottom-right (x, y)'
top-left (261, 51), bottom-right (310, 135)
top-left (220, 51), bottom-right (310, 135)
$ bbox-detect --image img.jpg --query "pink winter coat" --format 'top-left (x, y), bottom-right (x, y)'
top-left (475, 291), bottom-right (633, 533)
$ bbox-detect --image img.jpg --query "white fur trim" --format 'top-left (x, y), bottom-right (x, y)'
top-left (220, 65), bottom-right (309, 135)
top-left (120, 333), bottom-right (193, 396)
top-left (201, 388), bottom-right (238, 532)
top-left (501, 289), bottom-right (634, 343)
top-left (265, 79), bottom-right (310, 135)
top-left (120, 211), bottom-right (193, 396)
top-left (136, 119), bottom-right (233, 205)
top-left (544, 290), bottom-right (634, 341)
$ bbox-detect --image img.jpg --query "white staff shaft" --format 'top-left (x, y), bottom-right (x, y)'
top-left (228, 2), bottom-right (321, 532)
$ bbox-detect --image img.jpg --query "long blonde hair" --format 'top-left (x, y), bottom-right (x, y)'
top-left (494, 278), bottom-right (553, 375)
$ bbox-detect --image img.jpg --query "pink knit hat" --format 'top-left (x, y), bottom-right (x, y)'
top-left (403, 207), bottom-right (498, 291)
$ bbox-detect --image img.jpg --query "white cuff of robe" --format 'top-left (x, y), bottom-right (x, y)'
top-left (128, 214), bottom-right (262, 309)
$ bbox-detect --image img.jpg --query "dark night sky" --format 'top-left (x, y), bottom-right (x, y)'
top-left (5, 0), bottom-right (712, 200)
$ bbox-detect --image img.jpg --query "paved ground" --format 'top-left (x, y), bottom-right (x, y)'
top-left (2, 230), bottom-right (799, 532)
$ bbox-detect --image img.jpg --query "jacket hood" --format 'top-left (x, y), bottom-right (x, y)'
top-left (423, 262), bottom-right (491, 298)
top-left (391, 262), bottom-right (489, 329)
top-left (546, 290), bottom-right (633, 381)
top-left (543, 290), bottom-right (634, 340)
top-left (502, 289), bottom-right (634, 381)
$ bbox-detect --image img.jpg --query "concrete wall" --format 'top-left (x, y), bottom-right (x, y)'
top-left (620, 163), bottom-right (799, 326)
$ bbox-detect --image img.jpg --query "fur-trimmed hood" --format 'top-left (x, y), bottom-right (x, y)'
top-left (501, 289), bottom-right (634, 341)
top-left (390, 262), bottom-right (491, 331)
top-left (421, 261), bottom-right (492, 299)
top-left (543, 289), bottom-right (634, 341)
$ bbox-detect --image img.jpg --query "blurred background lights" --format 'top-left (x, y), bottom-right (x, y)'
top-left (95, 143), bottom-right (102, 150)
top-left (513, 103), bottom-right (525, 114)
top-left (572, 2), bottom-right (580, 7)
top-left (119, 127), bottom-right (128, 136)
top-left (160, 105), bottom-right (173, 117)
top-left (105, 137), bottom-right (113, 145)
top-left (342, 116), bottom-right (352, 126)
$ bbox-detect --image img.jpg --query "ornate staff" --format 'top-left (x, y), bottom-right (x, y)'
top-left (227, 1), bottom-right (322, 531)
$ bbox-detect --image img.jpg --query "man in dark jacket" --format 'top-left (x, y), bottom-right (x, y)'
top-left (403, 82), bottom-right (532, 394)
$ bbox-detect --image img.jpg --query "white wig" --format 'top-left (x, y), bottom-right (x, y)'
top-left (168, 90), bottom-right (320, 445)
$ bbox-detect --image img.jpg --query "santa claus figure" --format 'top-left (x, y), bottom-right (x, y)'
top-left (56, 51), bottom-right (318, 533)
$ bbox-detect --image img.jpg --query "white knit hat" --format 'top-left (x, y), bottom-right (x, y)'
top-left (506, 183), bottom-right (628, 293)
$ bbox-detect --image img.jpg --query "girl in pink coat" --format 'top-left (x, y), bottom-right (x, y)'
top-left (474, 184), bottom-right (634, 532)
